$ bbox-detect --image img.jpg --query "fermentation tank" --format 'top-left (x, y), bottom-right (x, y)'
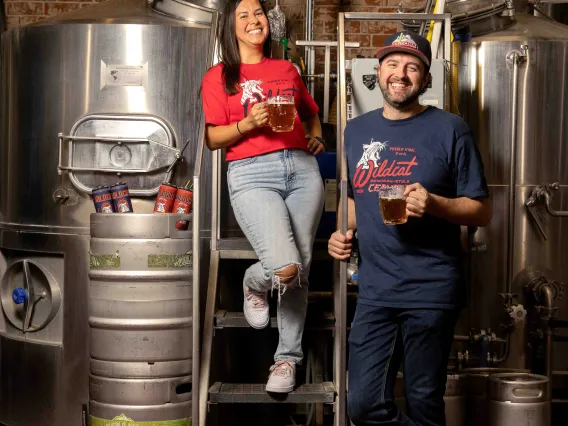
top-left (0, 0), bottom-right (218, 425)
top-left (457, 8), bottom-right (568, 414)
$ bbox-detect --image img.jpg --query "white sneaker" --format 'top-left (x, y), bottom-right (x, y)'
top-left (266, 360), bottom-right (296, 393)
top-left (243, 283), bottom-right (269, 329)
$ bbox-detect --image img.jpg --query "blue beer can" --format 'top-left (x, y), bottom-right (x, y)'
top-left (110, 182), bottom-right (133, 213)
top-left (92, 186), bottom-right (115, 213)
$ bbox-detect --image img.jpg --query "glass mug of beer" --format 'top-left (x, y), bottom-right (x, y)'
top-left (379, 185), bottom-right (408, 225)
top-left (267, 95), bottom-right (296, 132)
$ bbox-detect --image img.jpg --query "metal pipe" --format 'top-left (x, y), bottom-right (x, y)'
top-left (419, 0), bottom-right (434, 36)
top-left (335, 13), bottom-right (348, 426)
top-left (196, 13), bottom-right (219, 426)
top-left (495, 46), bottom-right (528, 365)
top-left (543, 190), bottom-right (568, 217)
top-left (537, 281), bottom-right (555, 378)
top-left (324, 46), bottom-right (331, 123)
top-left (453, 334), bottom-right (508, 344)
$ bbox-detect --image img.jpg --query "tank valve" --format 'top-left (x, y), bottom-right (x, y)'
top-left (12, 287), bottom-right (29, 304)
top-left (508, 304), bottom-right (527, 324)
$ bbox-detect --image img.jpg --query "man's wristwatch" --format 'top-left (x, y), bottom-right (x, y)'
top-left (314, 136), bottom-right (326, 147)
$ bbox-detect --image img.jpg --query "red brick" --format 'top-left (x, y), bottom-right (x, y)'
top-left (5, 16), bottom-right (20, 29)
top-left (372, 34), bottom-right (391, 47)
top-left (6, 2), bottom-right (44, 16)
top-left (314, 20), bottom-right (326, 34)
top-left (279, 5), bottom-right (304, 20)
top-left (20, 16), bottom-right (45, 25)
top-left (367, 21), bottom-right (398, 34)
top-left (315, 0), bottom-right (339, 5)
top-left (45, 2), bottom-right (82, 15)
top-left (314, 6), bottom-right (339, 22)
top-left (345, 33), bottom-right (370, 48)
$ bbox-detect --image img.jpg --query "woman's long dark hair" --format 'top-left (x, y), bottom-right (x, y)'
top-left (218, 0), bottom-right (272, 95)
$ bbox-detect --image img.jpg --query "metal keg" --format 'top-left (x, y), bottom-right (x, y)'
top-left (462, 368), bottom-right (529, 426)
top-left (88, 213), bottom-right (193, 425)
top-left (445, 374), bottom-right (467, 426)
top-left (393, 373), bottom-right (466, 426)
top-left (488, 373), bottom-right (550, 426)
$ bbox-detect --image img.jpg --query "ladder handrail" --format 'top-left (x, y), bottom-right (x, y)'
top-left (193, 9), bottom-right (220, 426)
top-left (336, 12), bottom-right (452, 426)
top-left (296, 40), bottom-right (360, 124)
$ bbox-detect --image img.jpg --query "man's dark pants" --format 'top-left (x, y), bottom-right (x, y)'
top-left (347, 304), bottom-right (460, 426)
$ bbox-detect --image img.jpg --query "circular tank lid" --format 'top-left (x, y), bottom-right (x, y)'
top-left (472, 12), bottom-right (568, 41)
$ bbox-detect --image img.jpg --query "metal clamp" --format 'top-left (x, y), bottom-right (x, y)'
top-left (57, 133), bottom-right (181, 175)
top-left (527, 182), bottom-right (568, 217)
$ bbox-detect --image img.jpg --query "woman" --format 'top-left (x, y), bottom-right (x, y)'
top-left (201, 0), bottom-right (325, 393)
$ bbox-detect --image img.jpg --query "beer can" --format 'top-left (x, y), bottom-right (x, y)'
top-left (92, 185), bottom-right (115, 213)
top-left (110, 182), bottom-right (133, 213)
top-left (154, 182), bottom-right (177, 213)
top-left (172, 187), bottom-right (193, 214)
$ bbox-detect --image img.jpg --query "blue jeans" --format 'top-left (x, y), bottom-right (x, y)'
top-left (227, 149), bottom-right (324, 364)
top-left (348, 304), bottom-right (460, 426)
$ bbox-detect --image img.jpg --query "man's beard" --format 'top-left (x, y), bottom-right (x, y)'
top-left (379, 79), bottom-right (423, 109)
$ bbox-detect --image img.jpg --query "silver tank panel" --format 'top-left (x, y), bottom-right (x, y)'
top-left (0, 1), bottom-right (216, 425)
top-left (457, 12), bottom-right (568, 372)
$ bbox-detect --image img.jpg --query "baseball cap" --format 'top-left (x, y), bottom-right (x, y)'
top-left (375, 31), bottom-right (432, 68)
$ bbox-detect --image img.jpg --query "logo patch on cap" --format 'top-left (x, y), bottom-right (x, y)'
top-left (392, 33), bottom-right (418, 50)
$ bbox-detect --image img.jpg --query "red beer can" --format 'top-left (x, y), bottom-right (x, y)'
top-left (172, 187), bottom-right (193, 214)
top-left (154, 182), bottom-right (177, 213)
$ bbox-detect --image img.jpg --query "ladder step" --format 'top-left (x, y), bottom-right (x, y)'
top-left (209, 382), bottom-right (336, 403)
top-left (214, 310), bottom-right (335, 329)
top-left (216, 237), bottom-right (332, 260)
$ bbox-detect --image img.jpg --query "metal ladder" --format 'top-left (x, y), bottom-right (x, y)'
top-left (195, 41), bottom-right (356, 426)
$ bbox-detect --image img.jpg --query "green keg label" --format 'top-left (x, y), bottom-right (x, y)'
top-left (90, 252), bottom-right (120, 269)
top-left (90, 414), bottom-right (190, 426)
top-left (148, 253), bottom-right (192, 268)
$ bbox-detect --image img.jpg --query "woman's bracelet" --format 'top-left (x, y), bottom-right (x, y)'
top-left (236, 120), bottom-right (245, 136)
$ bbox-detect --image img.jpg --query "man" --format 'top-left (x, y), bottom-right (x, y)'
top-left (328, 31), bottom-right (492, 426)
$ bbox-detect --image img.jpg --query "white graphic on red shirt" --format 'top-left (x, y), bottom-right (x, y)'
top-left (356, 139), bottom-right (388, 170)
top-left (240, 80), bottom-right (264, 105)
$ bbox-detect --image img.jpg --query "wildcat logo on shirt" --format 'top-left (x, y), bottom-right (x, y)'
top-left (356, 139), bottom-right (388, 170)
top-left (353, 138), bottom-right (419, 192)
top-left (240, 80), bottom-right (264, 105)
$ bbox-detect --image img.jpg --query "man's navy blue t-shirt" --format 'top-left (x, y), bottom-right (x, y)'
top-left (345, 106), bottom-right (489, 309)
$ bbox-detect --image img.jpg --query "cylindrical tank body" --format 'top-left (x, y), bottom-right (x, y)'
top-left (457, 12), bottom-right (568, 372)
top-left (463, 368), bottom-right (530, 426)
top-left (488, 373), bottom-right (550, 426)
top-left (0, 1), bottom-right (216, 425)
top-left (89, 213), bottom-right (193, 424)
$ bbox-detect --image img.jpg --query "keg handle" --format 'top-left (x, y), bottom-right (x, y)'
top-left (511, 388), bottom-right (543, 398)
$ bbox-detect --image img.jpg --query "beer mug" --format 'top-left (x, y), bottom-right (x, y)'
top-left (379, 185), bottom-right (408, 225)
top-left (267, 95), bottom-right (296, 132)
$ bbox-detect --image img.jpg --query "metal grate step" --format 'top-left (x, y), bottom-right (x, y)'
top-left (214, 310), bottom-right (335, 329)
top-left (209, 382), bottom-right (336, 404)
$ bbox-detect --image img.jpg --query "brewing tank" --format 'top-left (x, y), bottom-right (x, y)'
top-left (0, 1), bottom-right (217, 425)
top-left (457, 10), bottom-right (568, 364)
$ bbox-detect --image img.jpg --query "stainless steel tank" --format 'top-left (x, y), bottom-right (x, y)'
top-left (463, 368), bottom-right (530, 426)
top-left (457, 11), bottom-right (568, 372)
top-left (0, 1), bottom-right (217, 425)
top-left (89, 213), bottom-right (193, 424)
top-left (488, 373), bottom-right (550, 426)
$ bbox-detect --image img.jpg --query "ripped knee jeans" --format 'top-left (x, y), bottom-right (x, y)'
top-left (227, 149), bottom-right (325, 363)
